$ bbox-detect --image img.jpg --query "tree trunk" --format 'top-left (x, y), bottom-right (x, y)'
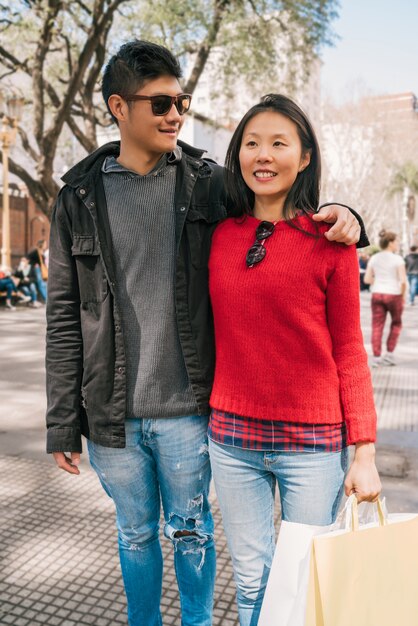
top-left (183, 0), bottom-right (230, 94)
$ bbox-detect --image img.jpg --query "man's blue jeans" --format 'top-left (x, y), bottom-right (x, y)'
top-left (408, 274), bottom-right (418, 304)
top-left (88, 416), bottom-right (215, 626)
top-left (209, 439), bottom-right (348, 626)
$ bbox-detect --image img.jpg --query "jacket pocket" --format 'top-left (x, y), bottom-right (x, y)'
top-left (186, 203), bottom-right (226, 268)
top-left (71, 235), bottom-right (108, 303)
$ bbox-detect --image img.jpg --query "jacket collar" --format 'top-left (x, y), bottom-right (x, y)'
top-left (61, 139), bottom-right (207, 189)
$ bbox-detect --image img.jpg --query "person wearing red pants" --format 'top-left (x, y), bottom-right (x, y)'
top-left (364, 230), bottom-right (407, 367)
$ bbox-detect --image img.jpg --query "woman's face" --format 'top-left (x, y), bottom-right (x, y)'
top-left (239, 110), bottom-right (311, 207)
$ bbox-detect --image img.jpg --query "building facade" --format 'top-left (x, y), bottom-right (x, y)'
top-left (0, 183), bottom-right (50, 269)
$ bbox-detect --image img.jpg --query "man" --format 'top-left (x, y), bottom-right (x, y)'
top-left (46, 40), bottom-right (368, 626)
top-left (405, 244), bottom-right (418, 305)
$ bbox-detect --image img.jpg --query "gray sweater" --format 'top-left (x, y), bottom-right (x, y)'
top-left (102, 152), bottom-right (197, 418)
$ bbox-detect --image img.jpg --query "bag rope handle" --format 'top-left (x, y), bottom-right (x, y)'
top-left (351, 496), bottom-right (387, 531)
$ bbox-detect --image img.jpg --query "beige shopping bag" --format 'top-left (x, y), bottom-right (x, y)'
top-left (305, 497), bottom-right (418, 626)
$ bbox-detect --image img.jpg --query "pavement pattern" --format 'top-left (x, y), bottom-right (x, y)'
top-left (0, 291), bottom-right (417, 625)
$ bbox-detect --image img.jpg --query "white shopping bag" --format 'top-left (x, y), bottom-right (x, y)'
top-left (257, 520), bottom-right (331, 626)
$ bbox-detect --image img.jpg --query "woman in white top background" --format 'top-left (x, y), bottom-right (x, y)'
top-left (364, 230), bottom-right (407, 366)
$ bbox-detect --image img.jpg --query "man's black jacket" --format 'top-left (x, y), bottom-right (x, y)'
top-left (46, 140), bottom-right (369, 453)
top-left (46, 140), bottom-right (226, 452)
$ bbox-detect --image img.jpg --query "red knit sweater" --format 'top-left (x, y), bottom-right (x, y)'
top-left (208, 215), bottom-right (377, 445)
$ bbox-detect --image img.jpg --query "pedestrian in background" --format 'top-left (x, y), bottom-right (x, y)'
top-left (208, 94), bottom-right (380, 626)
top-left (358, 251), bottom-right (370, 291)
top-left (364, 230), bottom-right (407, 367)
top-left (0, 266), bottom-right (31, 310)
top-left (27, 239), bottom-right (48, 303)
top-left (405, 244), bottom-right (418, 305)
top-left (14, 256), bottom-right (42, 308)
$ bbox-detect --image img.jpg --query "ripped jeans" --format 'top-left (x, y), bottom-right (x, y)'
top-left (88, 416), bottom-right (215, 626)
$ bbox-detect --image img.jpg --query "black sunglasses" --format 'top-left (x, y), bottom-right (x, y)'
top-left (246, 221), bottom-right (276, 268)
top-left (122, 93), bottom-right (192, 116)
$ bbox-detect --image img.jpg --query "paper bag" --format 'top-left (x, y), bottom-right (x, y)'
top-left (305, 496), bottom-right (418, 626)
top-left (258, 520), bottom-right (332, 626)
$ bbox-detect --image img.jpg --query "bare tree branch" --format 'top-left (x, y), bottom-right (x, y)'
top-left (1, 149), bottom-right (54, 214)
top-left (62, 34), bottom-right (73, 77)
top-left (183, 0), bottom-right (231, 94)
top-left (0, 68), bottom-right (17, 79)
top-left (66, 116), bottom-right (97, 154)
top-left (73, 0), bottom-right (92, 16)
top-left (0, 45), bottom-right (30, 72)
top-left (17, 126), bottom-right (40, 162)
top-left (31, 0), bottom-right (63, 145)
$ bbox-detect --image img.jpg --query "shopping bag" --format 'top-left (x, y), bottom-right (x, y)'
top-left (258, 520), bottom-right (332, 626)
top-left (305, 495), bottom-right (418, 626)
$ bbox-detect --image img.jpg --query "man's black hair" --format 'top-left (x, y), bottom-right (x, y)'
top-left (102, 40), bottom-right (182, 124)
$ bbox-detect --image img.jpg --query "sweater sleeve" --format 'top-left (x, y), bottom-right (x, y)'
top-left (326, 245), bottom-right (377, 444)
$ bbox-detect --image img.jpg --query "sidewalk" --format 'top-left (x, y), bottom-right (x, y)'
top-left (0, 294), bottom-right (417, 625)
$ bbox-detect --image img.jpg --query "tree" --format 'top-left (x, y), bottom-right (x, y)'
top-left (387, 161), bottom-right (418, 250)
top-left (320, 98), bottom-right (394, 242)
top-left (320, 95), bottom-right (418, 243)
top-left (387, 161), bottom-right (418, 197)
top-left (0, 0), bottom-right (339, 217)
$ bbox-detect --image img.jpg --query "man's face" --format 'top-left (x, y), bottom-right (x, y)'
top-left (120, 75), bottom-right (186, 157)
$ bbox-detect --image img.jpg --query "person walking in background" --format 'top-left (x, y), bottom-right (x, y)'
top-left (405, 244), bottom-right (418, 305)
top-left (364, 230), bottom-right (407, 367)
top-left (27, 239), bottom-right (48, 303)
top-left (208, 94), bottom-right (380, 626)
top-left (45, 40), bottom-right (365, 626)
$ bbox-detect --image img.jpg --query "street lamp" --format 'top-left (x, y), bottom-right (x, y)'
top-left (0, 92), bottom-right (24, 268)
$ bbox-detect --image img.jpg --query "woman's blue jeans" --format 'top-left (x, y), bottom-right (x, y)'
top-left (88, 416), bottom-right (215, 626)
top-left (20, 283), bottom-right (38, 302)
top-left (209, 439), bottom-right (348, 626)
top-left (0, 277), bottom-right (15, 299)
top-left (33, 265), bottom-right (47, 301)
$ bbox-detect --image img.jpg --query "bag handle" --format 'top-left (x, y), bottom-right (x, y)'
top-left (351, 496), bottom-right (387, 531)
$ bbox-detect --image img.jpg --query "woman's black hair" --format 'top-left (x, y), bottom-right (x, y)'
top-left (225, 94), bottom-right (321, 220)
top-left (102, 40), bottom-right (182, 124)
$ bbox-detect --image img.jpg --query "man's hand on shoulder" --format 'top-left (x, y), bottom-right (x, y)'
top-left (53, 451), bottom-right (81, 475)
top-left (312, 203), bottom-right (360, 245)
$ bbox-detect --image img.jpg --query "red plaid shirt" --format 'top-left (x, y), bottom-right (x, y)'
top-left (209, 409), bottom-right (346, 452)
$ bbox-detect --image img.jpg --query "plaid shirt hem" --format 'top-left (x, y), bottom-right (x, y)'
top-left (209, 409), bottom-right (347, 452)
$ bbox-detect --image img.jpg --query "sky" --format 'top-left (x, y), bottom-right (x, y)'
top-left (320, 0), bottom-right (418, 103)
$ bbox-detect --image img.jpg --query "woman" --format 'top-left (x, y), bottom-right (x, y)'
top-left (208, 94), bottom-right (381, 625)
top-left (14, 256), bottom-right (42, 308)
top-left (27, 239), bottom-right (48, 302)
top-left (0, 266), bottom-right (31, 310)
top-left (364, 230), bottom-right (406, 366)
